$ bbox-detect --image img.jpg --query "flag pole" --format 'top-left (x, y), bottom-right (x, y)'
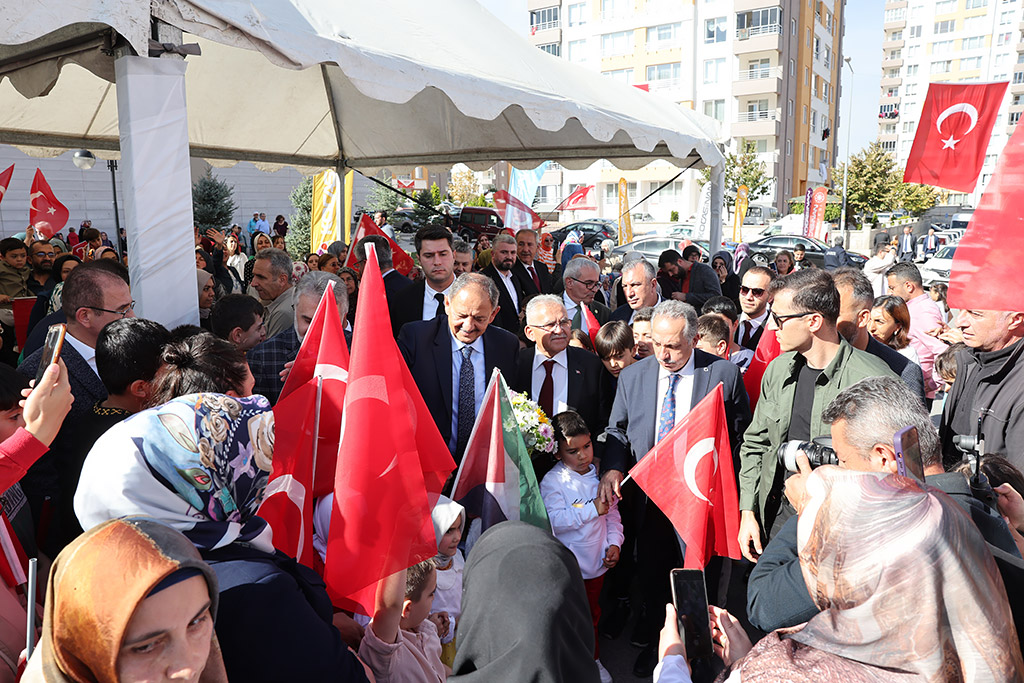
top-left (311, 376), bottom-right (323, 492)
top-left (619, 473), bottom-right (633, 488)
top-left (25, 557), bottom-right (37, 659)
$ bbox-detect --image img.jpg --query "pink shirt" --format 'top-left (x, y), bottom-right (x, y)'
top-left (358, 618), bottom-right (445, 683)
top-left (905, 293), bottom-right (948, 398)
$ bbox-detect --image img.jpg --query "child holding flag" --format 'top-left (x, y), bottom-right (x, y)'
top-left (539, 410), bottom-right (623, 683)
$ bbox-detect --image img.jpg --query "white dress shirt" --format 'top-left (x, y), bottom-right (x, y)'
top-left (628, 294), bottom-right (664, 324)
top-left (530, 348), bottom-right (569, 414)
top-left (737, 307), bottom-right (769, 342)
top-left (64, 332), bottom-right (99, 376)
top-left (496, 268), bottom-right (520, 310)
top-left (422, 281), bottom-right (454, 320)
top-left (449, 331), bottom-right (486, 452)
top-left (562, 293), bottom-right (590, 334)
top-left (655, 353), bottom-right (696, 439)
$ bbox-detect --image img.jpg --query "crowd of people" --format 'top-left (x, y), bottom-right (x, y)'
top-left (0, 213), bottom-right (1020, 683)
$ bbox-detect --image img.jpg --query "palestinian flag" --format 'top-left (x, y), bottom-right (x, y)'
top-left (451, 369), bottom-right (550, 533)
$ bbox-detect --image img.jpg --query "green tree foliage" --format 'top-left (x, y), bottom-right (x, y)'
top-left (192, 169), bottom-right (237, 231)
top-left (430, 182), bottom-right (443, 206)
top-left (700, 140), bottom-right (773, 210)
top-left (284, 175), bottom-right (313, 259)
top-left (896, 182), bottom-right (939, 217)
top-left (365, 172), bottom-right (404, 215)
top-left (831, 142), bottom-right (938, 223)
top-left (412, 189), bottom-right (442, 226)
top-left (448, 169), bottom-right (480, 205)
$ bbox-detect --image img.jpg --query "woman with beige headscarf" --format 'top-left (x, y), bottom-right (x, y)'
top-left (655, 467), bottom-right (1024, 682)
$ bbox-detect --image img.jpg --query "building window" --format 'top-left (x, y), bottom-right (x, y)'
top-left (1011, 111), bottom-right (1021, 125)
top-left (790, 58), bottom-right (795, 76)
top-left (905, 83), bottom-right (918, 96)
top-left (883, 123), bottom-right (897, 134)
top-left (568, 39), bottom-right (586, 62)
top-left (647, 62), bottom-right (681, 83)
top-left (1002, 10), bottom-right (1015, 24)
top-left (811, 111), bottom-right (818, 132)
top-left (703, 57), bottom-right (726, 83)
top-left (884, 7), bottom-right (906, 22)
top-left (887, 49), bottom-right (902, 60)
top-left (538, 42), bottom-right (560, 56)
top-left (736, 7), bottom-right (782, 36)
top-left (788, 98), bottom-right (794, 116)
top-left (1013, 71), bottom-right (1024, 84)
top-left (889, 29), bottom-right (903, 41)
top-left (567, 2), bottom-right (588, 27)
top-left (886, 86), bottom-right (900, 97)
top-left (601, 0), bottom-right (626, 19)
top-left (601, 30), bottom-right (634, 56)
top-left (998, 32), bottom-right (1014, 45)
top-left (909, 25), bottom-right (922, 38)
top-left (907, 45), bottom-right (921, 58)
top-left (966, 0), bottom-right (989, 8)
top-left (786, 139), bottom-right (792, 156)
top-left (964, 15), bottom-right (987, 31)
top-left (930, 60), bottom-right (952, 74)
top-left (814, 36), bottom-right (821, 60)
top-left (934, 19), bottom-right (956, 34)
top-left (935, 0), bottom-right (957, 12)
top-left (802, 142), bottom-right (807, 161)
top-left (963, 35), bottom-right (985, 49)
top-left (881, 140), bottom-right (897, 152)
top-left (602, 68), bottom-right (634, 84)
top-left (704, 17), bottom-right (726, 43)
top-left (886, 67), bottom-right (900, 78)
top-left (932, 40), bottom-right (954, 54)
top-left (961, 56), bottom-right (983, 70)
top-left (648, 22), bottom-right (681, 47)
top-left (903, 121), bottom-right (915, 133)
top-left (906, 64), bottom-right (919, 76)
top-left (746, 138), bottom-right (769, 153)
top-left (530, 7), bottom-right (560, 31)
top-left (703, 99), bottom-right (725, 122)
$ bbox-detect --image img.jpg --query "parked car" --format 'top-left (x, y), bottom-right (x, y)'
top-left (452, 206), bottom-right (505, 243)
top-left (918, 245), bottom-right (956, 286)
top-left (744, 235), bottom-right (868, 269)
top-left (657, 223), bottom-right (697, 239)
top-left (393, 208), bottom-right (421, 233)
top-left (547, 220), bottom-right (617, 249)
top-left (608, 236), bottom-right (710, 269)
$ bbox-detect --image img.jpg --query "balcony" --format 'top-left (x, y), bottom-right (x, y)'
top-left (648, 78), bottom-right (682, 91)
top-left (531, 19), bottom-right (560, 31)
top-left (733, 109), bottom-right (781, 137)
top-left (734, 24), bottom-right (783, 54)
top-left (732, 66), bottom-right (783, 96)
top-left (881, 56), bottom-right (904, 69)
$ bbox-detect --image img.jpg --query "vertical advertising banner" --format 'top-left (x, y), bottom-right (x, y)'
top-left (617, 178), bottom-right (633, 244)
top-left (343, 169), bottom-right (354, 245)
top-left (802, 186), bottom-right (814, 237)
top-left (733, 185), bottom-right (749, 242)
top-left (807, 187), bottom-right (829, 241)
top-left (696, 182), bottom-right (712, 239)
top-left (311, 169), bottom-right (341, 254)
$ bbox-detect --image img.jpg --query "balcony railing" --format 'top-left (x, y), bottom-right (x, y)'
top-left (737, 65), bottom-right (782, 80)
top-left (737, 110), bottom-right (777, 123)
top-left (531, 20), bottom-right (560, 31)
top-left (648, 78), bottom-right (681, 90)
top-left (736, 23), bottom-right (782, 39)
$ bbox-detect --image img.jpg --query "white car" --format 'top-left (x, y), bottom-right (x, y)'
top-left (919, 244), bottom-right (956, 286)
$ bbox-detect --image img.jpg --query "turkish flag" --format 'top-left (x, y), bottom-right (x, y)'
top-left (342, 213), bottom-right (416, 277)
top-left (903, 82), bottom-right (1007, 191)
top-left (583, 304), bottom-right (600, 348)
top-left (948, 119), bottom-right (1024, 311)
top-left (742, 327), bottom-right (780, 412)
top-left (0, 165), bottom-right (13, 206)
top-left (627, 384), bottom-right (741, 569)
top-left (28, 169), bottom-right (69, 235)
top-left (492, 190), bottom-right (546, 231)
top-left (323, 245), bottom-right (455, 613)
top-left (258, 283), bottom-right (349, 569)
top-left (560, 185), bottom-right (597, 211)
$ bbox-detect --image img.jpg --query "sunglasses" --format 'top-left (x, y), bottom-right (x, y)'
top-left (740, 285), bottom-right (766, 297)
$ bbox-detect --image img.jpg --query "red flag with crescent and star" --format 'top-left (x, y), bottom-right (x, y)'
top-left (903, 82), bottom-right (1007, 191)
top-left (626, 383), bottom-right (741, 569)
top-left (0, 165), bottom-right (13, 206)
top-left (342, 213), bottom-right (416, 276)
top-left (28, 169), bottom-right (69, 234)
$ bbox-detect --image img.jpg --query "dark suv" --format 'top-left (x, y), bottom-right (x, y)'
top-left (453, 207), bottom-right (505, 243)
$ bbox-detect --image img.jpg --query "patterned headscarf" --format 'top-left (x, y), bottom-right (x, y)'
top-left (537, 233), bottom-right (557, 273)
top-left (290, 261), bottom-right (309, 285)
top-left (737, 467), bottom-right (1024, 683)
top-left (75, 394), bottom-right (276, 554)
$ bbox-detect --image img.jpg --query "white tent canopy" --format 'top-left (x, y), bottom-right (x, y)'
top-left (1, 0), bottom-right (724, 172)
top-left (0, 0), bottom-right (725, 328)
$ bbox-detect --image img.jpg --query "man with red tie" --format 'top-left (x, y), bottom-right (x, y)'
top-left (924, 226), bottom-right (940, 257)
top-left (736, 267), bottom-right (776, 351)
top-left (512, 228), bottom-right (554, 295)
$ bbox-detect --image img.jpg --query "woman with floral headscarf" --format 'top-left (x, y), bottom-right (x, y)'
top-left (73, 394), bottom-right (372, 683)
top-left (537, 233), bottom-right (558, 274)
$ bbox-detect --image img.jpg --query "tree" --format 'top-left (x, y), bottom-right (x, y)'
top-left (192, 169), bottom-right (237, 231)
top-left (448, 168), bottom-right (479, 205)
top-left (364, 172), bottom-right (404, 215)
top-left (700, 140), bottom-right (773, 210)
top-left (411, 189), bottom-right (440, 226)
top-left (831, 142), bottom-right (939, 223)
top-left (284, 175), bottom-right (313, 259)
top-left (897, 182), bottom-right (939, 216)
top-left (429, 182), bottom-right (443, 206)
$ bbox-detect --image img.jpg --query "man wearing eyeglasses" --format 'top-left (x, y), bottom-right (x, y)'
top-left (515, 295), bottom-right (609, 479)
top-left (736, 267), bottom-right (776, 351)
top-left (737, 269), bottom-right (894, 563)
top-left (27, 240), bottom-right (56, 296)
top-left (562, 258), bottom-right (610, 334)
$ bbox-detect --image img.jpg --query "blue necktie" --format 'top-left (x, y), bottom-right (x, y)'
top-left (657, 374), bottom-right (680, 442)
top-left (456, 346), bottom-right (475, 457)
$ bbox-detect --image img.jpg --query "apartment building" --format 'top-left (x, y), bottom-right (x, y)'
top-left (522, 0), bottom-right (845, 222)
top-left (878, 0), bottom-right (1022, 206)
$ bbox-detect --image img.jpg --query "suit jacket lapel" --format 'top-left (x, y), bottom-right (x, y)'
top-left (641, 359), bottom-right (661, 448)
top-left (432, 319), bottom-right (454, 420)
top-left (566, 348), bottom-right (583, 409)
top-left (62, 342), bottom-right (106, 403)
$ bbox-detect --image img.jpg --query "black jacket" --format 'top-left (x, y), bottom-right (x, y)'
top-left (480, 264), bottom-right (525, 334)
top-left (512, 260), bottom-right (554, 296)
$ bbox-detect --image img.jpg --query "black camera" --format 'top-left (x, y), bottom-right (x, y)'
top-left (776, 438), bottom-right (838, 473)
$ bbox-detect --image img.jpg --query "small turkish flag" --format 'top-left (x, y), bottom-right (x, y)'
top-left (561, 185), bottom-right (597, 211)
top-left (903, 82), bottom-right (1007, 192)
top-left (29, 169), bottom-right (69, 234)
top-left (627, 383), bottom-right (741, 569)
top-left (582, 304), bottom-right (600, 348)
top-left (0, 165), bottom-right (13, 206)
top-left (342, 213), bottom-right (416, 277)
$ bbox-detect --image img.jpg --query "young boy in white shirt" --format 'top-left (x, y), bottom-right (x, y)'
top-left (540, 410), bottom-right (624, 683)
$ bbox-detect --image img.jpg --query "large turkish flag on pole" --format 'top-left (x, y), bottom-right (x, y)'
top-left (627, 384), bottom-right (741, 569)
top-left (0, 165), bottom-right (13, 206)
top-left (903, 82), bottom-right (1007, 191)
top-left (29, 169), bottom-right (69, 235)
top-left (948, 120), bottom-right (1024, 311)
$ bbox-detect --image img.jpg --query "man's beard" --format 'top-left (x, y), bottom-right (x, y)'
top-left (496, 258), bottom-right (514, 272)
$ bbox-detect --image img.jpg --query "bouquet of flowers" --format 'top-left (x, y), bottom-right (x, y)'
top-left (508, 391), bottom-right (556, 456)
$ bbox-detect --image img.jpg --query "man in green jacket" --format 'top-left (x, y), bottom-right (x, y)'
top-left (737, 268), bottom-right (895, 562)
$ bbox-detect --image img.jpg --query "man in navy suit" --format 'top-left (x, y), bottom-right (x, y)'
top-left (390, 226), bottom-right (456, 336)
top-left (897, 225), bottom-right (916, 262)
top-left (398, 273), bottom-right (520, 463)
top-left (598, 300), bottom-right (751, 676)
top-left (512, 295), bottom-right (610, 478)
top-left (355, 235), bottom-right (411, 335)
top-left (923, 226), bottom-right (940, 257)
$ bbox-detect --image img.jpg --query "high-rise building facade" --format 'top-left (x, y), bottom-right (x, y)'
top-left (878, 0), bottom-right (1022, 206)
top-left (522, 0), bottom-right (846, 222)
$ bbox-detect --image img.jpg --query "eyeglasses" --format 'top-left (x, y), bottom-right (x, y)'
top-left (87, 301), bottom-right (135, 318)
top-left (771, 310), bottom-right (816, 327)
top-left (34, 251), bottom-right (55, 258)
top-left (740, 286), bottom-right (766, 297)
top-left (531, 319), bottom-right (571, 332)
top-left (568, 277), bottom-right (600, 290)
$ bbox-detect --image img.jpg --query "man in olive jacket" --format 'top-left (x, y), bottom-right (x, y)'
top-left (737, 269), bottom-right (895, 561)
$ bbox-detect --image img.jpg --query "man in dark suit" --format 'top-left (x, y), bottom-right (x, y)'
top-left (598, 300), bottom-right (751, 676)
top-left (512, 295), bottom-right (610, 478)
top-left (923, 226), bottom-right (940, 257)
top-left (512, 228), bottom-right (554, 296)
top-left (355, 235), bottom-right (410, 335)
top-left (19, 262), bottom-right (133, 554)
top-left (897, 225), bottom-right (916, 262)
top-left (480, 234), bottom-right (525, 333)
top-left (398, 273), bottom-right (520, 462)
top-left (561, 257), bottom-right (611, 334)
top-left (609, 258), bottom-right (661, 324)
top-left (390, 226), bottom-right (456, 336)
top-left (668, 245), bottom-right (723, 309)
top-left (736, 266), bottom-right (776, 351)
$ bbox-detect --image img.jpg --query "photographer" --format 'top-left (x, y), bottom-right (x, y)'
top-left (747, 376), bottom-right (1024, 637)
